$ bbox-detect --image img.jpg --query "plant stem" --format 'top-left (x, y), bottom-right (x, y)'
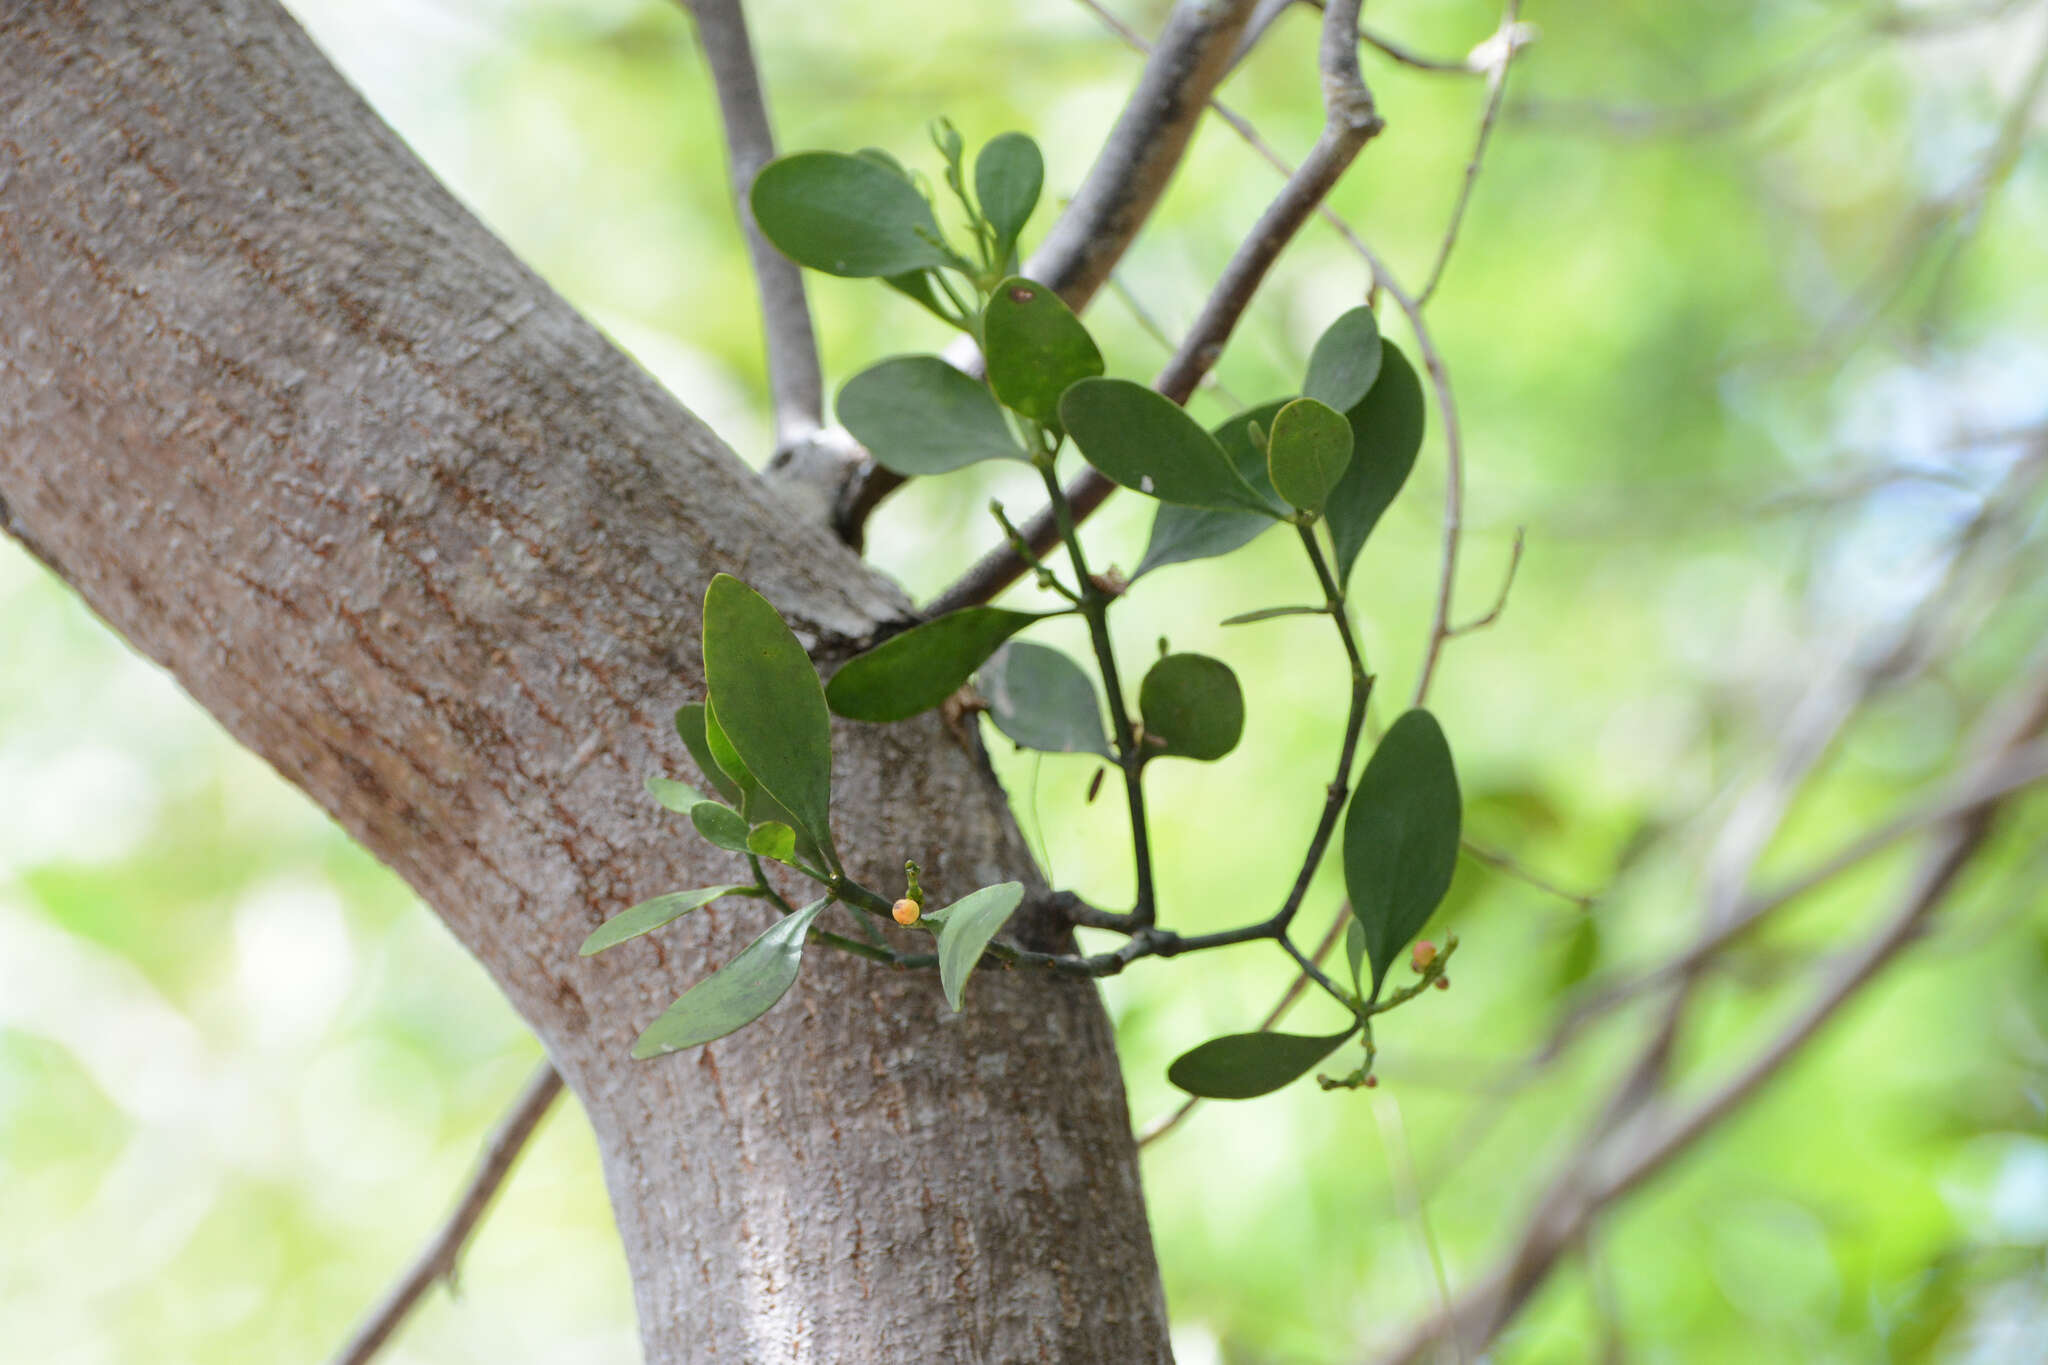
top-left (1267, 524), bottom-right (1372, 935)
top-left (1036, 457), bottom-right (1159, 928)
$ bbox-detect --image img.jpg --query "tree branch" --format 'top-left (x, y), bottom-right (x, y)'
top-left (328, 1062), bottom-right (564, 1365)
top-left (1416, 4), bottom-right (1530, 306)
top-left (676, 0), bottom-right (825, 455)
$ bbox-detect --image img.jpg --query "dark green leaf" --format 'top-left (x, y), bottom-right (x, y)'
top-left (978, 641), bottom-right (1111, 757)
top-left (1303, 305), bottom-right (1383, 412)
top-left (646, 775), bottom-right (708, 814)
top-left (935, 882), bottom-right (1025, 1012)
top-left (580, 885), bottom-right (754, 956)
top-left (631, 899), bottom-right (830, 1058)
top-left (1139, 653), bottom-right (1244, 762)
top-left (1345, 915), bottom-right (1366, 995)
top-left (982, 277), bottom-right (1102, 426)
top-left (1167, 1029), bottom-right (1356, 1099)
top-left (750, 152), bottom-right (954, 278)
top-left (882, 270), bottom-right (959, 326)
top-left (826, 607), bottom-right (1044, 722)
top-left (1266, 397), bottom-right (1352, 517)
top-left (690, 801), bottom-right (752, 854)
top-left (837, 356), bottom-right (1027, 476)
top-left (701, 576), bottom-right (835, 852)
top-left (1327, 341), bottom-right (1426, 584)
top-left (1220, 605), bottom-right (1326, 626)
top-left (1343, 709), bottom-right (1461, 998)
top-left (703, 704), bottom-right (828, 870)
top-left (675, 703), bottom-right (742, 806)
top-left (1133, 401), bottom-right (1291, 579)
top-left (1060, 378), bottom-right (1281, 514)
top-left (974, 134), bottom-right (1044, 259)
top-left (746, 822), bottom-right (798, 864)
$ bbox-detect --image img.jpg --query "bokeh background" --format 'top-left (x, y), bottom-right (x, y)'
top-left (6, 0), bottom-right (2048, 1360)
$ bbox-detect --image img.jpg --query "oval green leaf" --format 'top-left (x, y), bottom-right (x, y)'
top-left (1134, 401), bottom-right (1291, 579)
top-left (1266, 397), bottom-right (1352, 517)
top-left (1060, 378), bottom-right (1280, 514)
top-left (1342, 709), bottom-right (1461, 998)
top-left (825, 607), bottom-right (1045, 722)
top-left (837, 356), bottom-right (1027, 476)
top-left (1166, 1028), bottom-right (1356, 1099)
top-left (701, 576), bottom-right (835, 852)
top-left (1327, 340), bottom-right (1426, 585)
top-left (982, 277), bottom-right (1103, 426)
top-left (974, 133), bottom-right (1044, 259)
top-left (690, 800), bottom-right (752, 854)
top-left (675, 703), bottom-right (743, 806)
top-left (746, 822), bottom-right (798, 865)
top-left (1139, 653), bottom-right (1244, 762)
top-left (631, 899), bottom-right (830, 1058)
top-left (979, 641), bottom-right (1112, 757)
top-left (1303, 305), bottom-right (1383, 412)
top-left (750, 152), bottom-right (955, 278)
top-left (935, 882), bottom-right (1026, 1012)
top-left (580, 884), bottom-right (754, 957)
top-left (645, 774), bottom-right (708, 814)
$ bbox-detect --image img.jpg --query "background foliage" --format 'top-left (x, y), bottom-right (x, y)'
top-left (5, 0), bottom-right (2048, 1360)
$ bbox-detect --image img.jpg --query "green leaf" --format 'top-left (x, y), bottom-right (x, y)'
top-left (1139, 653), bottom-right (1244, 762)
top-left (580, 885), bottom-right (754, 956)
top-left (631, 899), bottom-right (830, 1058)
top-left (881, 270), bottom-right (959, 326)
top-left (750, 152), bottom-right (954, 278)
top-left (675, 704), bottom-right (742, 806)
top-left (701, 576), bottom-right (835, 853)
top-left (746, 822), bottom-right (798, 864)
top-left (1327, 340), bottom-right (1426, 584)
top-left (1060, 378), bottom-right (1281, 514)
top-left (935, 882), bottom-right (1026, 1012)
top-left (1166, 1029), bottom-right (1356, 1099)
top-left (1345, 915), bottom-right (1367, 995)
top-left (978, 641), bottom-right (1111, 757)
top-left (1266, 397), bottom-right (1352, 517)
top-left (1133, 401), bottom-right (1292, 579)
top-left (982, 277), bottom-right (1102, 426)
top-left (703, 703), bottom-right (828, 871)
top-left (837, 356), bottom-right (1028, 476)
top-left (690, 801), bottom-right (752, 854)
top-left (825, 607), bottom-right (1044, 722)
top-left (646, 775), bottom-right (708, 814)
top-left (974, 133), bottom-right (1044, 259)
top-left (1342, 709), bottom-right (1461, 998)
top-left (1303, 305), bottom-right (1383, 412)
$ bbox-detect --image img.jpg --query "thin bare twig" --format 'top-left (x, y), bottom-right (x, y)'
top-left (1136, 905), bottom-right (1352, 1146)
top-left (1369, 652), bottom-right (2048, 1365)
top-left (1416, 5), bottom-right (1529, 306)
top-left (1459, 832), bottom-right (1594, 908)
top-left (929, 0), bottom-right (1384, 615)
top-left (1445, 526), bottom-right (1524, 637)
top-left (677, 0), bottom-right (822, 453)
top-left (327, 1061), bottom-right (565, 1365)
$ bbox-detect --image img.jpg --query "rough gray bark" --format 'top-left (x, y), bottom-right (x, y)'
top-left (0, 4), bottom-right (1172, 1361)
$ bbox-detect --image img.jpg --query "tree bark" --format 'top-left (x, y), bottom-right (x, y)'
top-left (0, 4), bottom-right (1172, 1361)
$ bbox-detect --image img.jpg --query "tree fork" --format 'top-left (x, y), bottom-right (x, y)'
top-left (0, 4), bottom-right (1171, 1361)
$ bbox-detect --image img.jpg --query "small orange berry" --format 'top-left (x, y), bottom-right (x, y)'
top-left (1411, 940), bottom-right (1438, 973)
top-left (1433, 975), bottom-right (1450, 991)
top-left (891, 898), bottom-right (920, 926)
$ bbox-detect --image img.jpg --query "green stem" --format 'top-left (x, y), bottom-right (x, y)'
top-left (1035, 457), bottom-right (1158, 928)
top-left (1266, 525), bottom-right (1373, 936)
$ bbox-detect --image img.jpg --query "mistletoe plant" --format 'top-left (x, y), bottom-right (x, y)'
top-left (579, 123), bottom-right (1461, 1099)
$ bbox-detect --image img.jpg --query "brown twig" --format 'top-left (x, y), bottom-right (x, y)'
top-left (1445, 526), bottom-right (1525, 638)
top-left (1416, 5), bottom-right (1530, 306)
top-left (327, 1061), bottom-right (565, 1365)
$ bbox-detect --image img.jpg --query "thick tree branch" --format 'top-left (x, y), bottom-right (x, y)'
top-left (0, 7), bottom-right (1171, 1362)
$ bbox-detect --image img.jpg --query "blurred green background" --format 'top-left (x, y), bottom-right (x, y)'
top-left (6, 0), bottom-right (2048, 1360)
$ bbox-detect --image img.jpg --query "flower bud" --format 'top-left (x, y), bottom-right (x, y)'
top-left (1433, 975), bottom-right (1450, 991)
top-left (1411, 939), bottom-right (1438, 973)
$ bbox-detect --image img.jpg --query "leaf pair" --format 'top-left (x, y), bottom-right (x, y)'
top-left (835, 277), bottom-right (1102, 477)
